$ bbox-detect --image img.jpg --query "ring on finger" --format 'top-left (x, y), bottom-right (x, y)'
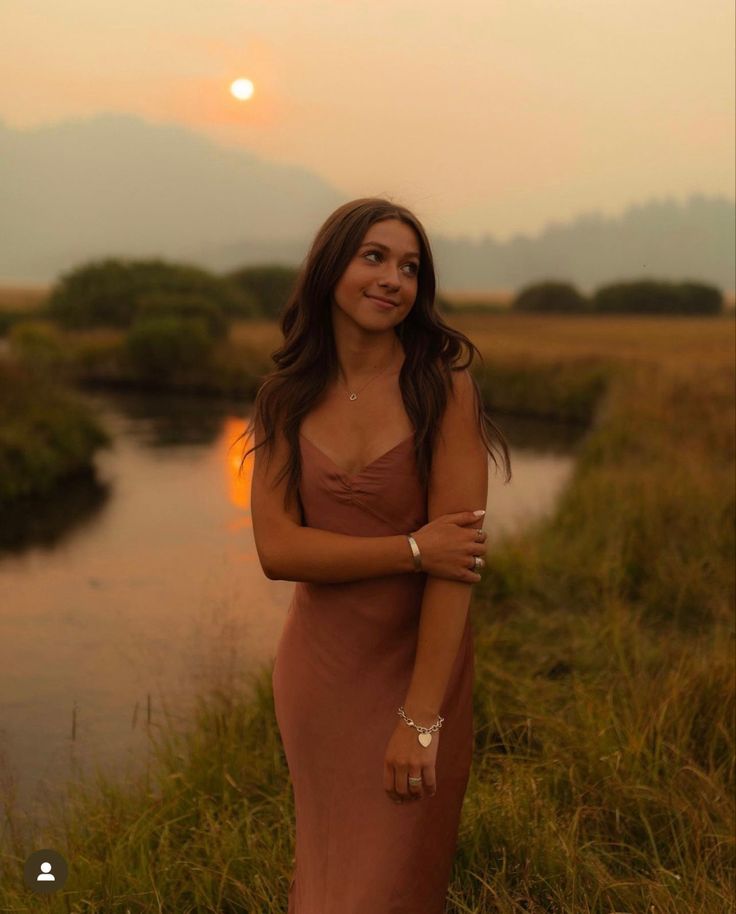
top-left (408, 774), bottom-right (423, 798)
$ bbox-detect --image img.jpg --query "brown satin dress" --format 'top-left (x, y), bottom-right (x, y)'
top-left (271, 431), bottom-right (475, 914)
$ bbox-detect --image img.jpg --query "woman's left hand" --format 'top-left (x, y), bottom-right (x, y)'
top-left (383, 716), bottom-right (439, 803)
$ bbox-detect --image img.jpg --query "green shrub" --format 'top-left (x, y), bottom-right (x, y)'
top-left (135, 291), bottom-right (229, 339)
top-left (224, 265), bottom-right (298, 320)
top-left (124, 315), bottom-right (215, 382)
top-left (7, 320), bottom-right (71, 378)
top-left (593, 280), bottom-right (724, 315)
top-left (512, 281), bottom-right (590, 313)
top-left (0, 360), bottom-right (110, 507)
top-left (47, 258), bottom-right (255, 329)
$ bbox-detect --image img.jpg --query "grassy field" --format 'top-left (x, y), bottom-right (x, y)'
top-left (229, 309), bottom-right (736, 374)
top-left (0, 310), bottom-right (733, 912)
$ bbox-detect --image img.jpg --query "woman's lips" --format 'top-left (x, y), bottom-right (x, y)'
top-left (366, 294), bottom-right (398, 310)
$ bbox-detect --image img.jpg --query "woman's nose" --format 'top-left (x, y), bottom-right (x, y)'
top-left (379, 266), bottom-right (402, 287)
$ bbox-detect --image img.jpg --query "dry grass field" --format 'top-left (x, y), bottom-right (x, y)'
top-left (449, 310), bottom-right (736, 374)
top-left (229, 309), bottom-right (735, 380)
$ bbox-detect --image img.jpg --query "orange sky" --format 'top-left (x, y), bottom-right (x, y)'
top-left (1, 0), bottom-right (733, 240)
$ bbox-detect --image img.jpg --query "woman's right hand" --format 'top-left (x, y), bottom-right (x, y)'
top-left (409, 512), bottom-right (487, 583)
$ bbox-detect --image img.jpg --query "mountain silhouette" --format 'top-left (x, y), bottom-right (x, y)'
top-left (1, 114), bottom-right (733, 292)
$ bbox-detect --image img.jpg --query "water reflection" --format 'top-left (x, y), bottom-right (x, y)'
top-left (84, 387), bottom-right (238, 447)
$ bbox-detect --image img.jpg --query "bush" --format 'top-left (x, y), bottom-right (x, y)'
top-left (224, 265), bottom-right (298, 320)
top-left (124, 316), bottom-right (215, 382)
top-left (512, 281), bottom-right (590, 313)
top-left (7, 320), bottom-right (71, 378)
top-left (0, 360), bottom-right (110, 507)
top-left (593, 280), bottom-right (724, 315)
top-left (135, 291), bottom-right (229, 339)
top-left (47, 258), bottom-right (255, 329)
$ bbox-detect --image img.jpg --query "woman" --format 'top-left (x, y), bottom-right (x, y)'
top-left (241, 197), bottom-right (511, 913)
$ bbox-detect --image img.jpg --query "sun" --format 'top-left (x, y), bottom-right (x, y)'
top-left (230, 78), bottom-right (254, 101)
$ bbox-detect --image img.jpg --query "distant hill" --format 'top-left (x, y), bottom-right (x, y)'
top-left (0, 113), bottom-right (344, 282)
top-left (434, 194), bottom-right (735, 295)
top-left (1, 114), bottom-right (733, 292)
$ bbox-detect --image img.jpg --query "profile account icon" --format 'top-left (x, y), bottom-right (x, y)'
top-left (22, 848), bottom-right (69, 894)
top-left (37, 860), bottom-right (56, 882)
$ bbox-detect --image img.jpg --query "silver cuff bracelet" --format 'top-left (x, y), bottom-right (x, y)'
top-left (406, 534), bottom-right (422, 572)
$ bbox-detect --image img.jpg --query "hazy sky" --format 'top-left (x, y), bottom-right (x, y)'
top-left (2, 0), bottom-right (734, 240)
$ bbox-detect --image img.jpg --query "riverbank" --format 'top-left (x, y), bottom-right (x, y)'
top-left (0, 360), bottom-right (111, 510)
top-left (1, 323), bottom-right (733, 912)
top-left (0, 315), bottom-right (608, 508)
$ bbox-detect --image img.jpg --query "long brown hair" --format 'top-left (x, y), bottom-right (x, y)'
top-left (234, 196), bottom-right (511, 511)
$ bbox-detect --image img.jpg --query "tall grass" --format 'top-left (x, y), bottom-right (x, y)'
top-left (0, 315), bottom-right (733, 912)
top-left (457, 363), bottom-right (734, 911)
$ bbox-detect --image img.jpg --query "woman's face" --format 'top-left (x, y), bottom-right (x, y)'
top-left (331, 218), bottom-right (420, 332)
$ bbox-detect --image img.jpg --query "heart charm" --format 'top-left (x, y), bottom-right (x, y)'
top-left (418, 732), bottom-right (432, 748)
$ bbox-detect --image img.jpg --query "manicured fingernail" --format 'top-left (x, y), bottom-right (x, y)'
top-left (473, 509), bottom-right (485, 516)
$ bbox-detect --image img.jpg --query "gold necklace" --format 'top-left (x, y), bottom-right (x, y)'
top-left (338, 344), bottom-right (401, 401)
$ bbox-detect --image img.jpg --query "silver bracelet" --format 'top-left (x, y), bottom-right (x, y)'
top-left (406, 534), bottom-right (422, 572)
top-left (397, 706), bottom-right (444, 747)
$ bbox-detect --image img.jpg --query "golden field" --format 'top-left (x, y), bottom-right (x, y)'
top-left (230, 309), bottom-right (736, 377)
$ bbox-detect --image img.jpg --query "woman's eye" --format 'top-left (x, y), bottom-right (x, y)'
top-left (364, 251), bottom-right (418, 275)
